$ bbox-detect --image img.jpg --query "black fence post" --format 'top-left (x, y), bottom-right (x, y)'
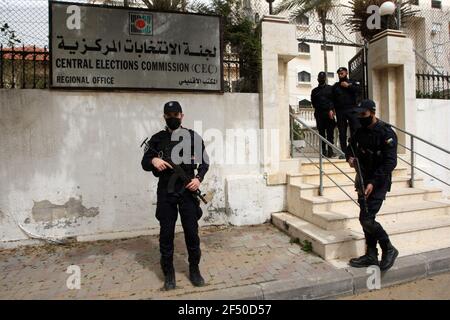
top-left (43, 46), bottom-right (48, 89)
top-left (33, 45), bottom-right (36, 89)
top-left (21, 44), bottom-right (25, 89)
top-left (0, 44), bottom-right (3, 89)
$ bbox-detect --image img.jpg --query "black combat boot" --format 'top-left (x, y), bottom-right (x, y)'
top-left (379, 241), bottom-right (399, 271)
top-left (161, 259), bottom-right (176, 290)
top-left (349, 246), bottom-right (379, 268)
top-left (189, 264), bottom-right (205, 287)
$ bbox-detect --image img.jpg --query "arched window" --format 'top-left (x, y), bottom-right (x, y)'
top-left (298, 42), bottom-right (310, 53)
top-left (298, 71), bottom-right (311, 83)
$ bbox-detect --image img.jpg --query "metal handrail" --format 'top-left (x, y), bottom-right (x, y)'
top-left (292, 111), bottom-right (450, 191)
top-left (290, 113), bottom-right (360, 208)
top-left (397, 141), bottom-right (450, 172)
top-left (297, 137), bottom-right (360, 208)
top-left (389, 123), bottom-right (450, 155)
top-left (387, 122), bottom-right (449, 188)
top-left (290, 113), bottom-right (345, 156)
top-left (397, 156), bottom-right (449, 187)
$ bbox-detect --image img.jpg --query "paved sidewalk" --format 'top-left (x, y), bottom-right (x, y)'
top-left (0, 224), bottom-right (339, 299)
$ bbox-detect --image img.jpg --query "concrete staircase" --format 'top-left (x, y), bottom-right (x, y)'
top-left (271, 158), bottom-right (450, 267)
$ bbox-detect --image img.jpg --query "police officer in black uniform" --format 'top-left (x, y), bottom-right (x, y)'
top-left (311, 71), bottom-right (336, 158)
top-left (141, 101), bottom-right (209, 290)
top-left (345, 99), bottom-right (399, 271)
top-left (333, 67), bottom-right (361, 158)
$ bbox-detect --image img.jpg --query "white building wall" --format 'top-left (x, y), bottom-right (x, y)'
top-left (0, 90), bottom-right (286, 246)
top-left (414, 98), bottom-right (450, 196)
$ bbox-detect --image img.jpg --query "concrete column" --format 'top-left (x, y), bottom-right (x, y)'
top-left (259, 15), bottom-right (297, 176)
top-left (368, 29), bottom-right (416, 152)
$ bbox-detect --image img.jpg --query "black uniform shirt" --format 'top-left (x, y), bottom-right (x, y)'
top-left (332, 78), bottom-right (361, 111)
top-left (346, 120), bottom-right (398, 193)
top-left (141, 127), bottom-right (209, 193)
top-left (311, 84), bottom-right (334, 113)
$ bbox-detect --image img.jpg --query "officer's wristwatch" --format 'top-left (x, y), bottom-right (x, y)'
top-left (195, 174), bottom-right (203, 183)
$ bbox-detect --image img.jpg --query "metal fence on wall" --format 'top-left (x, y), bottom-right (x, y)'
top-left (416, 71), bottom-right (450, 99)
top-left (402, 3), bottom-right (450, 76)
top-left (0, 0), bottom-right (256, 90)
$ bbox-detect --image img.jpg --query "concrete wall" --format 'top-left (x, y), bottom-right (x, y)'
top-left (0, 89), bottom-right (285, 246)
top-left (414, 98), bottom-right (450, 196)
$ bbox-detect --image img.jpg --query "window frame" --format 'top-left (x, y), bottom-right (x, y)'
top-left (298, 42), bottom-right (310, 54)
top-left (431, 0), bottom-right (442, 9)
top-left (297, 71), bottom-right (311, 83)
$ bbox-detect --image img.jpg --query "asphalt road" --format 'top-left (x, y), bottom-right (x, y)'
top-left (341, 272), bottom-right (450, 300)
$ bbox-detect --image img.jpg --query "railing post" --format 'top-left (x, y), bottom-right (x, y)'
top-left (21, 45), bottom-right (25, 89)
top-left (319, 142), bottom-right (323, 196)
top-left (410, 136), bottom-right (415, 188)
top-left (0, 44), bottom-right (3, 88)
top-left (290, 114), bottom-right (294, 157)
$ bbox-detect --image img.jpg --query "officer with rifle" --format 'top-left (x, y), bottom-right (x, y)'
top-left (346, 99), bottom-right (399, 271)
top-left (141, 101), bottom-right (209, 290)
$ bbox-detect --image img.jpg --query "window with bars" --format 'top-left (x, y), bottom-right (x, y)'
top-left (431, 0), bottom-right (442, 9)
top-left (298, 42), bottom-right (310, 53)
top-left (298, 71), bottom-right (311, 83)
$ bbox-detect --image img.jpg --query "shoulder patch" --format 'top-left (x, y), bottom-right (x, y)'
top-left (385, 137), bottom-right (395, 147)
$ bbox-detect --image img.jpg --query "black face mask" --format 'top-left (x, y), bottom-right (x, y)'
top-left (165, 117), bottom-right (181, 130)
top-left (318, 79), bottom-right (326, 85)
top-left (359, 115), bottom-right (373, 128)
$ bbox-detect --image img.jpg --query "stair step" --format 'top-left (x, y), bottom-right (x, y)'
top-left (313, 199), bottom-right (450, 230)
top-left (303, 187), bottom-right (442, 203)
top-left (300, 159), bottom-right (349, 171)
top-left (272, 211), bottom-right (450, 260)
top-left (289, 187), bottom-right (442, 216)
top-left (289, 166), bottom-right (408, 184)
top-left (290, 177), bottom-right (421, 197)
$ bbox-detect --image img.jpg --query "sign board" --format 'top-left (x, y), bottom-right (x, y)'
top-left (49, 1), bottom-right (223, 91)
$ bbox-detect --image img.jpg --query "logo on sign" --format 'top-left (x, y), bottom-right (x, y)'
top-left (129, 13), bottom-right (153, 35)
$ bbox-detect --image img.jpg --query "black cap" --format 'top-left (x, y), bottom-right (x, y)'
top-left (164, 101), bottom-right (182, 114)
top-left (337, 67), bottom-right (348, 73)
top-left (318, 71), bottom-right (326, 80)
top-left (354, 99), bottom-right (376, 113)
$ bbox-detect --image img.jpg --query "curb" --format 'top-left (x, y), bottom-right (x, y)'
top-left (172, 248), bottom-right (450, 300)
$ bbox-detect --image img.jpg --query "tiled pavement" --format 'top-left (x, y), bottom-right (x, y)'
top-left (0, 224), bottom-right (339, 299)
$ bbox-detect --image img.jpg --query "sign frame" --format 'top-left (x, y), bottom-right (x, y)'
top-left (48, 0), bottom-right (224, 93)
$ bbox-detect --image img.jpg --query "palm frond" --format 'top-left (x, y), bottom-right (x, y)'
top-left (345, 0), bottom-right (418, 40)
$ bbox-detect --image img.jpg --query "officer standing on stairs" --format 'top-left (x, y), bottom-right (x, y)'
top-left (141, 101), bottom-right (209, 290)
top-left (346, 99), bottom-right (399, 271)
top-left (333, 67), bottom-right (361, 158)
top-left (311, 71), bottom-right (336, 158)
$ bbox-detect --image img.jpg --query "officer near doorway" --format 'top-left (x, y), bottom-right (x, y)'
top-left (346, 99), bottom-right (399, 271)
top-left (333, 67), bottom-right (361, 158)
top-left (141, 101), bottom-right (209, 290)
top-left (311, 71), bottom-right (336, 158)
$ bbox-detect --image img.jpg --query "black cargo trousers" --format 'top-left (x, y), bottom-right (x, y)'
top-left (357, 179), bottom-right (390, 249)
top-left (157, 190), bottom-right (203, 268)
